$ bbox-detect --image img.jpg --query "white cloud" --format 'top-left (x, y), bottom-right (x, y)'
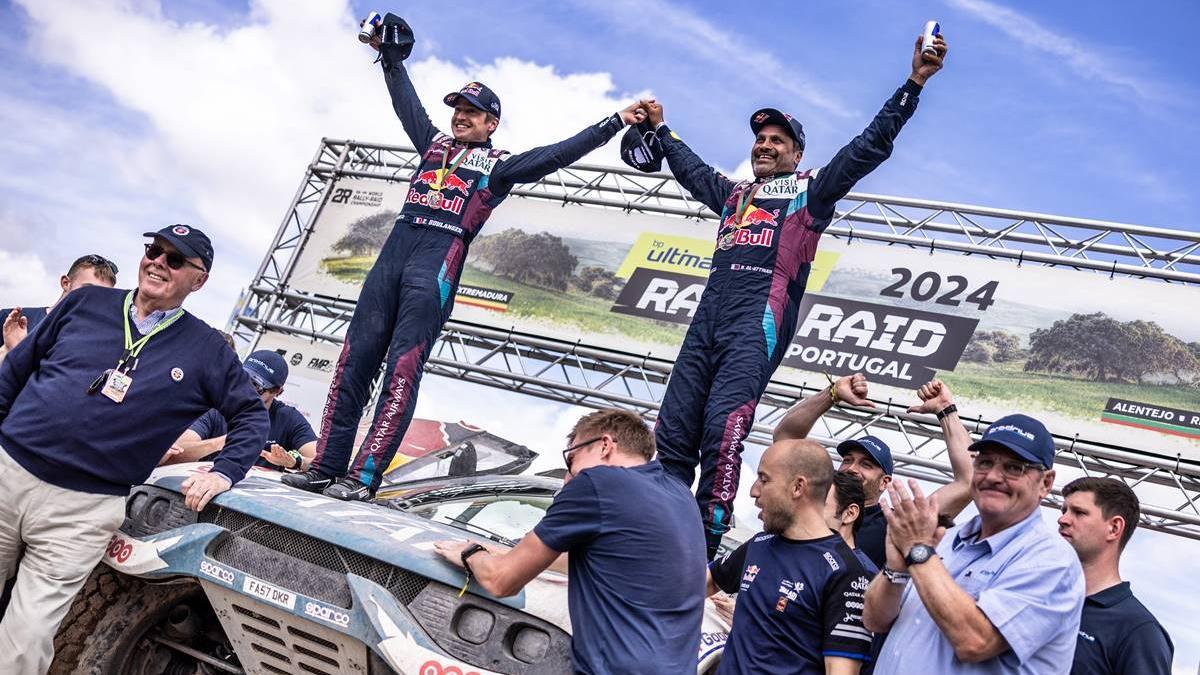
top-left (8, 0), bottom-right (641, 324)
top-left (574, 0), bottom-right (855, 120)
top-left (947, 0), bottom-right (1171, 105)
top-left (0, 249), bottom-right (56, 308)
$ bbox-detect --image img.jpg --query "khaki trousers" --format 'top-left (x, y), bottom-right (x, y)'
top-left (0, 447), bottom-right (125, 675)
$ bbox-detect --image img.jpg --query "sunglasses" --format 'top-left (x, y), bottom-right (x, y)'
top-left (973, 454), bottom-right (1045, 480)
top-left (77, 254), bottom-right (119, 276)
top-left (144, 243), bottom-right (206, 272)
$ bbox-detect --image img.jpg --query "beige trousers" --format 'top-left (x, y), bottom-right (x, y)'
top-left (0, 447), bottom-right (125, 675)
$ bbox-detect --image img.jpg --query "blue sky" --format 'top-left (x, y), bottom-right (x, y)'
top-left (2, 0), bottom-right (1198, 670)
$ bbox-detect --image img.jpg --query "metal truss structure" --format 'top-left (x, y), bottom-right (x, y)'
top-left (233, 139), bottom-right (1200, 540)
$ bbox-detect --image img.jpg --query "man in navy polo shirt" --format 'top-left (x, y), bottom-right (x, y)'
top-left (708, 438), bottom-right (874, 674)
top-left (0, 225), bottom-right (268, 673)
top-left (1, 254), bottom-right (119, 364)
top-left (433, 408), bottom-right (705, 674)
top-left (1058, 477), bottom-right (1173, 674)
top-left (864, 414), bottom-right (1084, 674)
top-left (165, 350), bottom-right (318, 472)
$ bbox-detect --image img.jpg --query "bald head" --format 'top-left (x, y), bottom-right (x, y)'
top-left (763, 439), bottom-right (835, 503)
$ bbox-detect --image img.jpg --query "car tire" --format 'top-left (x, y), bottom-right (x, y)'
top-left (50, 566), bottom-right (223, 675)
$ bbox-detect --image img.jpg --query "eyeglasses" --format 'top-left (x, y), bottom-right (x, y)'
top-left (973, 455), bottom-right (1044, 480)
top-left (78, 254), bottom-right (119, 276)
top-left (144, 243), bottom-right (205, 272)
top-left (562, 436), bottom-right (603, 473)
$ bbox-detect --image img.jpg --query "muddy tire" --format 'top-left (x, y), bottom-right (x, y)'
top-left (50, 566), bottom-right (230, 675)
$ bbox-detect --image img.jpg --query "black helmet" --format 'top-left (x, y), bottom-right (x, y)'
top-left (379, 13), bottom-right (415, 67)
top-left (620, 121), bottom-right (665, 173)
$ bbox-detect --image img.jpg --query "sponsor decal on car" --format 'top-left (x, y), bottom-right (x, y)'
top-left (303, 600), bottom-right (351, 628)
top-left (199, 559), bottom-right (236, 585)
top-left (243, 576), bottom-right (296, 610)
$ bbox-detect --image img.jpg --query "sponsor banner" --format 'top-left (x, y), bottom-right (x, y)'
top-left (277, 177), bottom-right (1200, 458)
top-left (784, 294), bottom-right (978, 388)
top-left (1102, 399), bottom-right (1200, 440)
top-left (456, 284), bottom-right (512, 312)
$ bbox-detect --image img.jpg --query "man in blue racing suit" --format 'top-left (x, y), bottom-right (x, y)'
top-left (284, 16), bottom-right (649, 500)
top-left (644, 32), bottom-right (948, 557)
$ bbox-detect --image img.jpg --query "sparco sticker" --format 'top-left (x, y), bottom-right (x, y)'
top-left (303, 600), bottom-right (351, 628)
top-left (199, 560), bottom-right (236, 585)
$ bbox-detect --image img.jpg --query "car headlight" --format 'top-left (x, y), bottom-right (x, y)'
top-left (124, 485), bottom-right (198, 537)
top-left (409, 582), bottom-right (571, 674)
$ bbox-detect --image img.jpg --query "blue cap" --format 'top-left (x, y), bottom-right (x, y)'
top-left (750, 108), bottom-right (806, 151)
top-left (969, 414), bottom-right (1055, 469)
top-left (143, 224), bottom-right (214, 271)
top-left (837, 435), bottom-right (894, 476)
top-left (444, 81), bottom-right (502, 120)
top-left (243, 350), bottom-right (288, 390)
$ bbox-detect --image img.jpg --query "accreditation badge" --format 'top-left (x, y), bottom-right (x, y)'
top-left (101, 370), bottom-right (134, 403)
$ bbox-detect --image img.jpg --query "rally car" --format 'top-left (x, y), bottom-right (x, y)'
top-left (51, 459), bottom-right (730, 674)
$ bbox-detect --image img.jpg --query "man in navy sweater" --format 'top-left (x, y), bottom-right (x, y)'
top-left (0, 225), bottom-right (269, 674)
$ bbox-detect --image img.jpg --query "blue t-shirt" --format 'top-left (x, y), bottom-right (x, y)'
top-left (710, 531), bottom-right (874, 675)
top-left (533, 461), bottom-right (705, 675)
top-left (1071, 582), bottom-right (1173, 675)
top-left (190, 400), bottom-right (316, 470)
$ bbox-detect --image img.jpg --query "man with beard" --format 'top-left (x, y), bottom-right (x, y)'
top-left (707, 439), bottom-right (874, 674)
top-left (283, 14), bottom-right (650, 501)
top-left (644, 32), bottom-right (949, 557)
top-left (775, 377), bottom-right (974, 569)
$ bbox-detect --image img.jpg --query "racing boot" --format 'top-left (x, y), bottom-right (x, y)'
top-left (323, 477), bottom-right (374, 502)
top-left (281, 469), bottom-right (337, 493)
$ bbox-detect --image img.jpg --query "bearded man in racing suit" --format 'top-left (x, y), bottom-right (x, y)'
top-left (644, 33), bottom-right (948, 557)
top-left (284, 17), bottom-right (649, 500)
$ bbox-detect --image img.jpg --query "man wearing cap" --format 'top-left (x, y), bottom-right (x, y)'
top-left (863, 414), bottom-right (1085, 674)
top-left (1, 254), bottom-right (119, 364)
top-left (774, 376), bottom-right (975, 569)
top-left (0, 226), bottom-right (269, 673)
top-left (282, 16), bottom-right (649, 501)
top-left (164, 350), bottom-right (318, 473)
top-left (641, 34), bottom-right (948, 557)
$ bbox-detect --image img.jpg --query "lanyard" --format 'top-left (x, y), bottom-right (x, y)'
top-left (733, 183), bottom-right (762, 228)
top-left (435, 147), bottom-right (471, 191)
top-left (121, 291), bottom-right (184, 367)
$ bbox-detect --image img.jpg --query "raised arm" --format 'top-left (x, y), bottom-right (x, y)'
top-left (906, 380), bottom-right (974, 519)
top-left (490, 101), bottom-right (647, 188)
top-left (773, 373), bottom-right (873, 442)
top-left (808, 34), bottom-right (947, 222)
top-left (381, 60), bottom-right (439, 151)
top-left (0, 299), bottom-right (67, 421)
top-left (645, 101), bottom-right (737, 214)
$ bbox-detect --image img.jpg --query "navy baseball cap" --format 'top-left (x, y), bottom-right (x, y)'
top-left (143, 224), bottom-right (214, 271)
top-left (445, 81), bottom-right (502, 119)
top-left (837, 435), bottom-right (894, 476)
top-left (750, 108), bottom-right (806, 151)
top-left (969, 414), bottom-right (1055, 469)
top-left (243, 350), bottom-right (288, 390)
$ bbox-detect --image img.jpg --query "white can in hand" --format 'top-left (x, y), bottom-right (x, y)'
top-left (921, 20), bottom-right (941, 56)
top-left (359, 11), bottom-right (383, 43)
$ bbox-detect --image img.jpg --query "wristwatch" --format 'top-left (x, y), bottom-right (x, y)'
top-left (882, 566), bottom-right (911, 585)
top-left (904, 543), bottom-right (937, 567)
top-left (936, 404), bottom-right (958, 420)
top-left (461, 543), bottom-right (487, 570)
